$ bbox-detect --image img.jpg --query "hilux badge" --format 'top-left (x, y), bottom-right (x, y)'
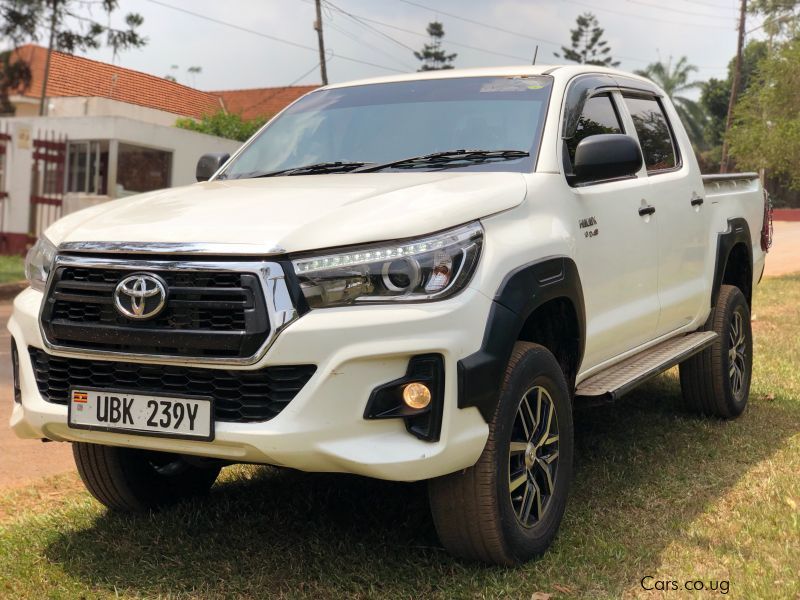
top-left (113, 273), bottom-right (167, 320)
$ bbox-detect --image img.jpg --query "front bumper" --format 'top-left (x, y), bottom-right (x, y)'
top-left (9, 286), bottom-right (491, 481)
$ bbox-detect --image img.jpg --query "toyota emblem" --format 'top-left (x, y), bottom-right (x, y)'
top-left (113, 273), bottom-right (168, 320)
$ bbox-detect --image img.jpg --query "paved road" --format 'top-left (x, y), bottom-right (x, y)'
top-left (765, 221), bottom-right (800, 277)
top-left (0, 222), bottom-right (797, 489)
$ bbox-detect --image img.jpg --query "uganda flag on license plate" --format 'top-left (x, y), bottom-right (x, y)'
top-left (72, 391), bottom-right (88, 403)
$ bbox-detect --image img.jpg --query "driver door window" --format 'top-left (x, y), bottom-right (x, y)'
top-left (565, 94), bottom-right (623, 167)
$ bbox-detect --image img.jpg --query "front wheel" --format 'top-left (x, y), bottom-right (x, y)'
top-left (428, 342), bottom-right (573, 565)
top-left (680, 284), bottom-right (753, 418)
top-left (73, 443), bottom-right (221, 512)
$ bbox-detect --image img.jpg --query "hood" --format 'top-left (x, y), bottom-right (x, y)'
top-left (46, 171), bottom-right (527, 254)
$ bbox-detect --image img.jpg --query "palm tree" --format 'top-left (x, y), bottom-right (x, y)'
top-left (636, 56), bottom-right (706, 148)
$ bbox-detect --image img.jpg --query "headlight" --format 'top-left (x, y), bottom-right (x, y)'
top-left (293, 222), bottom-right (483, 308)
top-left (25, 236), bottom-right (57, 292)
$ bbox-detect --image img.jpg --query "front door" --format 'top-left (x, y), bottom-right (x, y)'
top-left (568, 93), bottom-right (660, 369)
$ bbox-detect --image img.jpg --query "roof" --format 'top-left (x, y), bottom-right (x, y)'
top-left (11, 44), bottom-right (223, 119)
top-left (212, 86), bottom-right (318, 120)
top-left (322, 64), bottom-right (653, 90)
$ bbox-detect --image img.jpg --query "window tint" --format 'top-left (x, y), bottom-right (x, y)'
top-left (566, 94), bottom-right (622, 164)
top-left (623, 96), bottom-right (677, 172)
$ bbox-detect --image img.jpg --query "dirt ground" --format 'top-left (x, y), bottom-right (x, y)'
top-left (764, 221), bottom-right (800, 277)
top-left (0, 221), bottom-right (798, 490)
top-left (0, 303), bottom-right (75, 489)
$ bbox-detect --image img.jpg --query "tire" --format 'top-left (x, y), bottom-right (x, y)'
top-left (679, 284), bottom-right (753, 418)
top-left (428, 342), bottom-right (574, 565)
top-left (72, 443), bottom-right (221, 512)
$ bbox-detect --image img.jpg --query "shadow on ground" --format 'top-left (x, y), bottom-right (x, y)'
top-left (43, 375), bottom-right (799, 598)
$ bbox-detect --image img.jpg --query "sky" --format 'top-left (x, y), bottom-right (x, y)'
top-left (74, 0), bottom-right (758, 94)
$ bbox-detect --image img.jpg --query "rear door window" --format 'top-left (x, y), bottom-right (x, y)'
top-left (623, 96), bottom-right (678, 172)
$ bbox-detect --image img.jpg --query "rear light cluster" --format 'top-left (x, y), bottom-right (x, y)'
top-left (761, 189), bottom-right (773, 252)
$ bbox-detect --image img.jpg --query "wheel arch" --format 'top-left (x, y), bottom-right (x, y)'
top-left (712, 218), bottom-right (753, 309)
top-left (458, 256), bottom-right (586, 422)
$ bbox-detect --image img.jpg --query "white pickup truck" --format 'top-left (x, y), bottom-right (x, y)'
top-left (11, 65), bottom-right (771, 565)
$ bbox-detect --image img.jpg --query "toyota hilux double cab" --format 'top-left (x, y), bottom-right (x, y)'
top-left (11, 65), bottom-right (771, 565)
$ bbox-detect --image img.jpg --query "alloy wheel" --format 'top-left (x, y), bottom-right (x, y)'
top-left (728, 310), bottom-right (748, 399)
top-left (509, 385), bottom-right (560, 528)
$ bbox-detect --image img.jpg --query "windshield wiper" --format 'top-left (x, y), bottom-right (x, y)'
top-left (246, 161), bottom-right (371, 178)
top-left (353, 149), bottom-right (530, 173)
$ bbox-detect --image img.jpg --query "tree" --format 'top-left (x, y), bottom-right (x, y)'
top-left (636, 56), bottom-right (705, 147)
top-left (748, 0), bottom-right (800, 41)
top-left (176, 111), bottom-right (268, 142)
top-left (700, 41), bottom-right (768, 148)
top-left (728, 40), bottom-right (800, 188)
top-left (414, 21), bottom-right (456, 71)
top-left (555, 12), bottom-right (619, 67)
top-left (0, 0), bottom-right (145, 115)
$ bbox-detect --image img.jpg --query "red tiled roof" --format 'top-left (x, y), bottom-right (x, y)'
top-left (213, 86), bottom-right (319, 121)
top-left (12, 44), bottom-right (223, 119)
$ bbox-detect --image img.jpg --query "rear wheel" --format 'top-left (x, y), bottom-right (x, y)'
top-left (73, 442), bottom-right (221, 512)
top-left (680, 284), bottom-right (752, 418)
top-left (428, 342), bottom-right (573, 565)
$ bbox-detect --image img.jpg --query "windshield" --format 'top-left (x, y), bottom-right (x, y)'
top-left (220, 75), bottom-right (553, 179)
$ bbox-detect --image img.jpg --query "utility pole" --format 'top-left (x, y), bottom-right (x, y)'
top-left (314, 0), bottom-right (328, 86)
top-left (720, 0), bottom-right (746, 174)
top-left (40, 0), bottom-right (59, 116)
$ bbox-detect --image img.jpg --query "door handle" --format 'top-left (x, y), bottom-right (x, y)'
top-left (691, 197), bottom-right (704, 206)
top-left (638, 205), bottom-right (656, 216)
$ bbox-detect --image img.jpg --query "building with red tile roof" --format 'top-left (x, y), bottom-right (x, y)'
top-left (212, 86), bottom-right (318, 120)
top-left (7, 45), bottom-right (318, 121)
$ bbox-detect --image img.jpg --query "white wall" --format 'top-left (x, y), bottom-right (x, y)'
top-left (45, 97), bottom-right (204, 128)
top-left (0, 115), bottom-right (241, 237)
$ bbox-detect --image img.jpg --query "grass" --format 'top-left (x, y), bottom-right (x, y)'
top-left (1, 276), bottom-right (799, 599)
top-left (0, 254), bottom-right (24, 284)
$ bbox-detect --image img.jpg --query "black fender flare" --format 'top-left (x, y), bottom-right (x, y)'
top-left (457, 256), bottom-right (586, 422)
top-left (711, 218), bottom-right (752, 308)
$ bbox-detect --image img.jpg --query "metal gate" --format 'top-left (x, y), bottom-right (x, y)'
top-left (29, 131), bottom-right (67, 238)
top-left (0, 129), bottom-right (11, 250)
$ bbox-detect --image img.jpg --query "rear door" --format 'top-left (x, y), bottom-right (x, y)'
top-left (567, 92), bottom-right (660, 368)
top-left (621, 94), bottom-right (709, 336)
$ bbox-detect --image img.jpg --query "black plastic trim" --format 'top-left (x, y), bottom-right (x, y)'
top-left (711, 218), bottom-right (752, 308)
top-left (364, 354), bottom-right (445, 442)
top-left (457, 257), bottom-right (585, 422)
top-left (562, 73), bottom-right (662, 141)
top-left (11, 339), bottom-right (20, 403)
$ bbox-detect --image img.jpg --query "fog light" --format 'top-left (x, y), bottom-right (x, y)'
top-left (403, 382), bottom-right (431, 409)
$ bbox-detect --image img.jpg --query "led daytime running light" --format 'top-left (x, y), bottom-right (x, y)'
top-left (293, 227), bottom-right (473, 275)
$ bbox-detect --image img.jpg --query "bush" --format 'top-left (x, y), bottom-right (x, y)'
top-left (176, 111), bottom-right (268, 142)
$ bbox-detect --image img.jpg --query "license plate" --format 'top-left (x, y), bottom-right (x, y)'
top-left (68, 388), bottom-right (214, 441)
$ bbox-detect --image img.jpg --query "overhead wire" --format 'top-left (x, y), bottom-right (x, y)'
top-left (144, 0), bottom-right (407, 74)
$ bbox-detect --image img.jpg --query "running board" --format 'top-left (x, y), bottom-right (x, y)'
top-left (575, 332), bottom-right (718, 402)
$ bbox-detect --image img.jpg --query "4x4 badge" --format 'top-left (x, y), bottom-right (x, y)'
top-left (113, 273), bottom-right (168, 320)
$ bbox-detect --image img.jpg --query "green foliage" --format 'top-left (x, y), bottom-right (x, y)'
top-left (555, 12), bottom-right (619, 67)
top-left (635, 56), bottom-right (704, 148)
top-left (414, 21), bottom-right (456, 71)
top-left (729, 40), bottom-right (800, 188)
top-left (698, 40), bottom-right (768, 167)
top-left (176, 111), bottom-right (267, 142)
top-left (699, 77), bottom-right (729, 148)
top-left (0, 0), bottom-right (146, 114)
top-left (748, 0), bottom-right (800, 40)
top-left (0, 254), bottom-right (24, 283)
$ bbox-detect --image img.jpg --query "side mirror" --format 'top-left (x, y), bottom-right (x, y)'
top-left (573, 134), bottom-right (642, 184)
top-left (196, 153), bottom-right (230, 182)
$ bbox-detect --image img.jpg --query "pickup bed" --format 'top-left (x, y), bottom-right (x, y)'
top-left (10, 65), bottom-right (770, 565)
